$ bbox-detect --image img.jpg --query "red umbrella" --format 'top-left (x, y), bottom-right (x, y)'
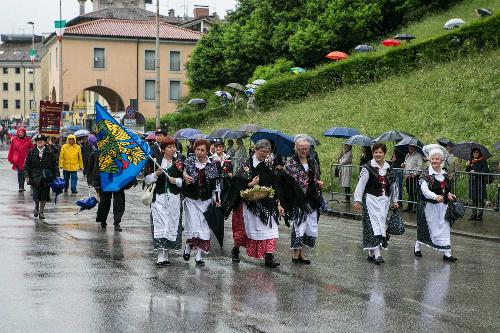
top-left (325, 51), bottom-right (348, 61)
top-left (382, 39), bottom-right (401, 47)
top-left (145, 133), bottom-right (156, 141)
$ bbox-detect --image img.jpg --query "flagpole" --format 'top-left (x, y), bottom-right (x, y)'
top-left (155, 0), bottom-right (161, 129)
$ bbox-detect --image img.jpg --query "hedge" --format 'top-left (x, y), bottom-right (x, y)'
top-left (147, 14), bottom-right (499, 131)
top-left (255, 13), bottom-right (500, 109)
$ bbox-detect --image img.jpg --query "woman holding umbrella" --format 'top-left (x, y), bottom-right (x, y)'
top-left (182, 139), bottom-right (220, 266)
top-left (414, 146), bottom-right (457, 262)
top-left (24, 134), bottom-right (59, 219)
top-left (353, 143), bottom-right (399, 265)
top-left (281, 138), bottom-right (324, 264)
top-left (144, 136), bottom-right (184, 267)
top-left (466, 148), bottom-right (489, 221)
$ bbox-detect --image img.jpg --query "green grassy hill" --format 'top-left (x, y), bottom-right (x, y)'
top-left (200, 49), bottom-right (500, 187)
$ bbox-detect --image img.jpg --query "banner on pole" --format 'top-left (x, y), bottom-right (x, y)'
top-left (39, 101), bottom-right (62, 135)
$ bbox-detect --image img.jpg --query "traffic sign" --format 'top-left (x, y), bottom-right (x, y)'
top-left (125, 105), bottom-right (136, 119)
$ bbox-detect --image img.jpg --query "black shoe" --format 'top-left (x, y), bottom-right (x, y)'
top-left (114, 225), bottom-right (122, 232)
top-left (38, 212), bottom-right (45, 220)
top-left (18, 188), bottom-right (25, 193)
top-left (155, 262), bottom-right (164, 268)
top-left (195, 260), bottom-right (205, 267)
top-left (183, 251), bottom-right (191, 261)
top-left (231, 247), bottom-right (240, 263)
top-left (264, 253), bottom-right (280, 268)
top-left (298, 258), bottom-right (311, 265)
top-left (374, 256), bottom-right (384, 265)
top-left (292, 258), bottom-right (300, 264)
top-left (100, 222), bottom-right (107, 229)
top-left (414, 251), bottom-right (422, 257)
top-left (443, 255), bottom-right (458, 262)
top-left (367, 255), bottom-right (375, 262)
top-left (162, 260), bottom-right (171, 267)
top-left (34, 210), bottom-right (39, 217)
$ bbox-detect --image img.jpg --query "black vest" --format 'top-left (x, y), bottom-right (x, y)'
top-left (153, 157), bottom-right (183, 197)
top-left (421, 173), bottom-right (450, 204)
top-left (364, 163), bottom-right (392, 197)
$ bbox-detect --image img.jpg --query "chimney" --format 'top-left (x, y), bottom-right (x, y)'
top-left (193, 5), bottom-right (209, 19)
top-left (78, 0), bottom-right (86, 15)
top-left (168, 9), bottom-right (175, 18)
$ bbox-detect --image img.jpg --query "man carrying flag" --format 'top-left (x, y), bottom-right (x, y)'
top-left (91, 102), bottom-right (151, 231)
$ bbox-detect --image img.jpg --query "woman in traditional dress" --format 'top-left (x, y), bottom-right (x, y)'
top-left (414, 147), bottom-right (457, 262)
top-left (353, 143), bottom-right (399, 265)
top-left (144, 136), bottom-right (184, 267)
top-left (24, 134), bottom-right (58, 219)
top-left (224, 139), bottom-right (284, 268)
top-left (281, 138), bottom-right (324, 264)
top-left (182, 139), bottom-right (220, 266)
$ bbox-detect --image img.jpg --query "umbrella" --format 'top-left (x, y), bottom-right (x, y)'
top-left (174, 128), bottom-right (202, 139)
top-left (203, 203), bottom-right (224, 248)
top-left (382, 39), bottom-right (401, 47)
top-left (354, 44), bottom-right (375, 52)
top-left (221, 130), bottom-right (246, 140)
top-left (436, 138), bottom-right (453, 147)
top-left (238, 124), bottom-right (263, 133)
top-left (493, 142), bottom-right (500, 151)
top-left (75, 196), bottom-right (98, 214)
top-left (444, 18), bottom-right (465, 30)
top-left (290, 67), bottom-right (305, 74)
top-left (188, 98), bottom-right (207, 105)
top-left (344, 134), bottom-right (373, 146)
top-left (323, 127), bottom-right (360, 138)
top-left (245, 88), bottom-right (256, 96)
top-left (373, 130), bottom-right (412, 143)
top-left (226, 83), bottom-right (245, 92)
top-left (63, 125), bottom-right (84, 132)
top-left (245, 84), bottom-right (258, 89)
top-left (209, 128), bottom-right (232, 138)
top-left (294, 134), bottom-right (321, 146)
top-left (252, 79), bottom-right (267, 85)
top-left (188, 133), bottom-right (207, 141)
top-left (251, 129), bottom-right (295, 157)
top-left (452, 142), bottom-right (491, 160)
top-left (395, 137), bottom-right (424, 154)
top-left (394, 34), bottom-right (416, 41)
top-left (325, 51), bottom-right (348, 61)
top-left (215, 90), bottom-right (232, 99)
top-left (422, 144), bottom-right (448, 159)
top-left (74, 129), bottom-right (90, 137)
top-left (49, 177), bottom-right (65, 204)
top-left (145, 133), bottom-right (156, 141)
top-left (475, 8), bottom-right (492, 17)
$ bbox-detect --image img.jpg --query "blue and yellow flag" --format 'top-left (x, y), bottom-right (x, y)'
top-left (95, 102), bottom-right (151, 192)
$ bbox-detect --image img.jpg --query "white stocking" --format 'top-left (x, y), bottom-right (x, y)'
top-left (443, 250), bottom-right (452, 258)
top-left (373, 247), bottom-right (381, 258)
top-left (164, 249), bottom-right (169, 262)
top-left (157, 249), bottom-right (165, 263)
top-left (368, 250), bottom-right (374, 257)
top-left (414, 241), bottom-right (421, 252)
top-left (195, 249), bottom-right (203, 261)
top-left (184, 243), bottom-right (191, 254)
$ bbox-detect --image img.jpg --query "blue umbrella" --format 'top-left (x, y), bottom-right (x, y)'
top-left (187, 133), bottom-right (207, 141)
top-left (245, 88), bottom-right (256, 96)
top-left (64, 125), bottom-right (84, 132)
top-left (344, 134), bottom-right (373, 146)
top-left (251, 129), bottom-right (295, 157)
top-left (323, 127), bottom-right (360, 138)
top-left (354, 45), bottom-right (375, 52)
top-left (75, 196), bottom-right (98, 214)
top-left (290, 67), bottom-right (306, 74)
top-left (49, 177), bottom-right (65, 204)
top-left (174, 128), bottom-right (202, 139)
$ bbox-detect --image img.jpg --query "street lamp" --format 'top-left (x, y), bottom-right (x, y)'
top-left (27, 22), bottom-right (36, 115)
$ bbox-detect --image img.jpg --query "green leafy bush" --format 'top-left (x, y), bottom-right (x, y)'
top-left (250, 58), bottom-right (294, 82)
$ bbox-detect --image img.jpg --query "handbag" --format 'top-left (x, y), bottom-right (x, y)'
top-left (387, 208), bottom-right (405, 235)
top-left (445, 200), bottom-right (465, 227)
top-left (141, 182), bottom-right (156, 206)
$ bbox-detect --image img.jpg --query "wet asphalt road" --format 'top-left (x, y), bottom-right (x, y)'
top-left (0, 153), bottom-right (499, 333)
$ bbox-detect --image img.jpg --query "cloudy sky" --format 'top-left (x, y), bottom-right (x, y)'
top-left (0, 0), bottom-right (236, 36)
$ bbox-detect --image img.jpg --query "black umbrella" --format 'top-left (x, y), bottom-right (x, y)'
top-left (493, 142), bottom-right (500, 151)
top-left (436, 138), bottom-right (453, 147)
top-left (209, 128), bottom-right (232, 138)
top-left (476, 8), bottom-right (492, 17)
top-left (452, 142), bottom-right (491, 160)
top-left (222, 130), bottom-right (247, 140)
top-left (395, 137), bottom-right (424, 155)
top-left (394, 34), bottom-right (416, 41)
top-left (203, 204), bottom-right (224, 248)
top-left (238, 124), bottom-right (263, 133)
top-left (373, 130), bottom-right (413, 143)
top-left (344, 134), bottom-right (373, 146)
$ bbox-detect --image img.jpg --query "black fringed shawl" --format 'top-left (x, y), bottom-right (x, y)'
top-left (281, 154), bottom-right (321, 226)
top-left (223, 156), bottom-right (279, 226)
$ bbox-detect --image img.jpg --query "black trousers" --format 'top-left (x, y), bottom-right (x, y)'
top-left (96, 189), bottom-right (125, 225)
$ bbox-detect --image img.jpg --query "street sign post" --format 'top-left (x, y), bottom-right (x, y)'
top-left (124, 105), bottom-right (137, 127)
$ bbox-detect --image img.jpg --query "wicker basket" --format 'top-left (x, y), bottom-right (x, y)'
top-left (241, 189), bottom-right (271, 201)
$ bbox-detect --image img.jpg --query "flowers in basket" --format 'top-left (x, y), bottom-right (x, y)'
top-left (240, 185), bottom-right (275, 201)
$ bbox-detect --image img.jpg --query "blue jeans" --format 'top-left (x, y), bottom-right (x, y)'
top-left (63, 170), bottom-right (78, 192)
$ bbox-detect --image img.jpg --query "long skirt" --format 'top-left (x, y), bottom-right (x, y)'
top-left (232, 202), bottom-right (248, 247)
top-left (362, 194), bottom-right (390, 250)
top-left (242, 203), bottom-right (279, 259)
top-left (183, 197), bottom-right (211, 253)
top-left (150, 192), bottom-right (182, 250)
top-left (32, 185), bottom-right (50, 202)
top-left (416, 201), bottom-right (451, 251)
top-left (291, 210), bottom-right (318, 249)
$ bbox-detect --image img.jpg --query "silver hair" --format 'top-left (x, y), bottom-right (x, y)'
top-left (255, 139), bottom-right (271, 151)
top-left (429, 148), bottom-right (444, 159)
top-left (294, 137), bottom-right (310, 149)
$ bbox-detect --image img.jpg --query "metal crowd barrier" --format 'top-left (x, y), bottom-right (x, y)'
top-left (329, 164), bottom-right (500, 213)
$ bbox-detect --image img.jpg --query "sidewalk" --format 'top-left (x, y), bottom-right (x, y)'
top-left (325, 193), bottom-right (500, 241)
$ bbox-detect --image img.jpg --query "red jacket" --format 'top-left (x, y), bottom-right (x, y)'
top-left (8, 130), bottom-right (33, 171)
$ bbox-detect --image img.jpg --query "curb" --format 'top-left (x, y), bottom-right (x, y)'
top-left (323, 210), bottom-right (500, 243)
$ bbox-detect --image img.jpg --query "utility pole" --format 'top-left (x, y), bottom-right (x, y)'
top-left (155, 0), bottom-right (160, 128)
